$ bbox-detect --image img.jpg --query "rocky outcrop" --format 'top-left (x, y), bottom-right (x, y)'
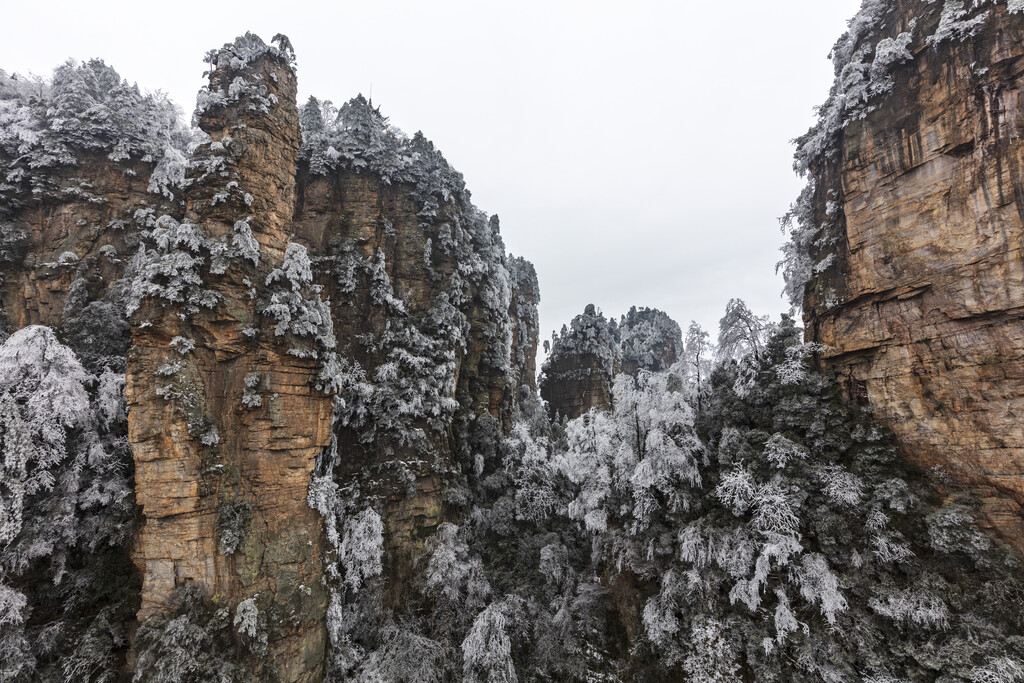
top-left (540, 304), bottom-right (619, 419)
top-left (618, 305), bottom-right (682, 377)
top-left (540, 304), bottom-right (680, 419)
top-left (795, 1), bottom-right (1024, 547)
top-left (509, 256), bottom-right (540, 394)
top-left (125, 37), bottom-right (332, 680)
top-left (0, 33), bottom-right (539, 680)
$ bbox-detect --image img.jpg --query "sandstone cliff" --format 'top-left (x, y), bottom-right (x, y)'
top-left (125, 37), bottom-right (334, 679)
top-left (0, 33), bottom-right (538, 680)
top-left (792, 0), bottom-right (1024, 546)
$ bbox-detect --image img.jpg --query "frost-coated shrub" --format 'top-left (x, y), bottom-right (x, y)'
top-left (132, 585), bottom-right (238, 683)
top-left (461, 602), bottom-right (517, 683)
top-left (563, 371), bottom-right (702, 541)
top-left (262, 242), bottom-right (335, 358)
top-left (233, 596), bottom-right (267, 655)
top-left (340, 508), bottom-right (384, 592)
top-left (126, 216), bottom-right (220, 317)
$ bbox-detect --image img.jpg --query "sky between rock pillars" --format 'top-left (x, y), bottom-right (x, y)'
top-left (2, 0), bottom-right (863, 345)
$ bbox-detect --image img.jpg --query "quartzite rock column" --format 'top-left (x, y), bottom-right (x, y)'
top-left (125, 35), bottom-right (331, 680)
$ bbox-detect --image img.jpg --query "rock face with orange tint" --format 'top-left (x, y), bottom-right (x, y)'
top-left (795, 1), bottom-right (1024, 547)
top-left (0, 32), bottom-right (539, 680)
top-left (124, 36), bottom-right (333, 680)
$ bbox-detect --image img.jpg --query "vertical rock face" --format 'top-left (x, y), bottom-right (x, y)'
top-left (540, 304), bottom-right (620, 419)
top-left (539, 304), bottom-right (681, 419)
top-left (0, 32), bottom-right (538, 678)
top-left (797, 1), bottom-right (1024, 546)
top-left (509, 256), bottom-right (541, 394)
top-left (292, 135), bottom-right (534, 608)
top-left (125, 36), bottom-right (331, 679)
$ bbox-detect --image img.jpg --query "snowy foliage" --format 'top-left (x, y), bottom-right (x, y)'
top-left (262, 242), bottom-right (335, 358)
top-left (869, 589), bottom-right (950, 630)
top-left (617, 306), bottom-right (682, 373)
top-left (340, 508), bottom-right (384, 592)
top-left (930, 1), bottom-right (990, 44)
top-left (300, 95), bottom-right (468, 206)
top-left (324, 246), bottom-right (467, 447)
top-left (217, 500), bottom-right (250, 556)
top-left (681, 619), bottom-right (740, 682)
top-left (126, 215), bottom-right (221, 317)
top-left (423, 523), bottom-right (491, 612)
top-left (507, 311), bottom-right (1024, 679)
top-left (302, 288), bottom-right (1024, 681)
top-left (502, 422), bottom-right (558, 523)
top-left (1, 327), bottom-right (102, 548)
top-left (354, 622), bottom-right (448, 683)
top-left (717, 298), bottom-right (771, 362)
top-left (232, 596), bottom-right (267, 655)
top-left (461, 601), bottom-right (517, 683)
top-left (0, 61), bottom-right (191, 212)
top-left (132, 585), bottom-right (238, 683)
top-left (683, 320), bottom-right (713, 408)
top-left (0, 326), bottom-right (136, 681)
top-left (563, 371), bottom-right (702, 546)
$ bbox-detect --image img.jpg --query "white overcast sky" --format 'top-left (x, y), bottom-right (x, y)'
top-left (2, 0), bottom-right (861, 343)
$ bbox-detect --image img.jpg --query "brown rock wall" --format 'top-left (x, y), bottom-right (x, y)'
top-left (805, 2), bottom-right (1024, 547)
top-left (0, 155), bottom-right (176, 330)
top-left (125, 41), bottom-right (331, 680)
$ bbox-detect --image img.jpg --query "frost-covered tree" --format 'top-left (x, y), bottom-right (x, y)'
top-left (717, 298), bottom-right (770, 362)
top-left (683, 320), bottom-right (713, 411)
top-left (528, 307), bottom-right (1024, 679)
top-left (0, 326), bottom-right (137, 682)
top-left (563, 371), bottom-right (702, 547)
top-left (0, 59), bottom-right (191, 210)
top-left (461, 601), bottom-right (517, 683)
